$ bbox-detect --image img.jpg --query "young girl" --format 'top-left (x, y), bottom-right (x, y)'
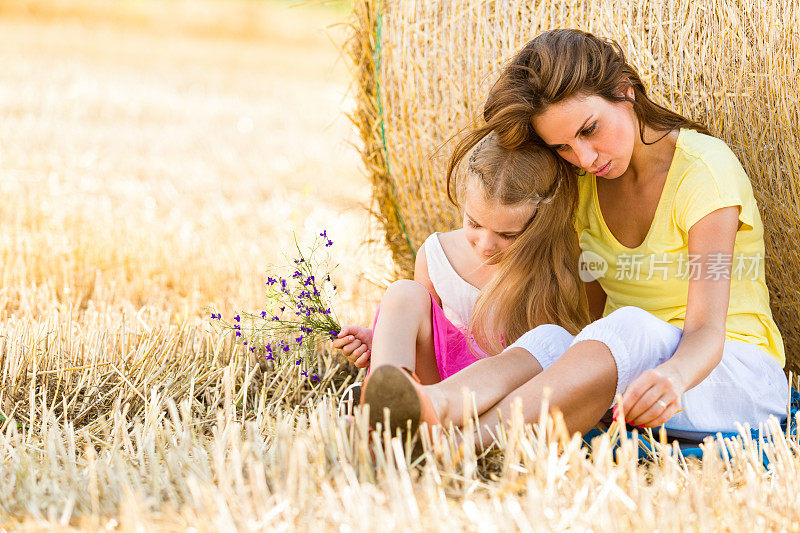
top-left (334, 132), bottom-right (590, 421)
top-left (361, 29), bottom-right (790, 444)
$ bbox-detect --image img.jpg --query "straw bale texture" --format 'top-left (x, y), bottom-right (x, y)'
top-left (349, 0), bottom-right (800, 376)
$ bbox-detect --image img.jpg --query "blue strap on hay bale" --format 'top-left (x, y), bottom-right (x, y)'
top-left (373, 1), bottom-right (415, 259)
top-left (582, 387), bottom-right (800, 468)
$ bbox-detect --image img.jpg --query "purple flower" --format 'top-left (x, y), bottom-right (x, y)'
top-left (295, 358), bottom-right (302, 365)
top-left (280, 279), bottom-right (287, 289)
top-left (296, 335), bottom-right (303, 344)
top-left (234, 315), bottom-right (240, 322)
top-left (210, 312), bottom-right (221, 320)
top-left (266, 354), bottom-right (274, 361)
top-left (243, 340), bottom-right (247, 345)
top-left (300, 326), bottom-right (312, 334)
top-left (279, 306), bottom-right (285, 312)
top-left (249, 346), bottom-right (255, 352)
top-left (311, 373), bottom-right (320, 382)
top-left (267, 277), bottom-right (277, 285)
top-left (261, 311), bottom-right (267, 319)
top-left (271, 316), bottom-right (279, 321)
top-left (301, 370), bottom-right (308, 377)
top-left (320, 230), bottom-right (327, 238)
top-left (325, 239), bottom-right (333, 247)
top-left (233, 324), bottom-right (240, 330)
top-left (325, 274), bottom-right (331, 282)
top-left (313, 288), bottom-right (320, 297)
top-left (323, 308), bottom-right (331, 315)
top-left (282, 345), bottom-right (290, 352)
top-left (329, 330), bottom-right (338, 340)
top-left (235, 331), bottom-right (241, 337)
top-left (292, 270), bottom-right (302, 279)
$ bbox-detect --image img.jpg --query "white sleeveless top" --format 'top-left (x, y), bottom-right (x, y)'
top-left (422, 232), bottom-right (481, 329)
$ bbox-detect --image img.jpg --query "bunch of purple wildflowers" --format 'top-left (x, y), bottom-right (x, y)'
top-left (210, 231), bottom-right (340, 382)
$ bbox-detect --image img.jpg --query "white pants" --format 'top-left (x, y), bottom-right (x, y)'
top-left (506, 306), bottom-right (790, 437)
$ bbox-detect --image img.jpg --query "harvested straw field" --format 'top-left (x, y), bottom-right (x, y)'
top-left (0, 0), bottom-right (798, 530)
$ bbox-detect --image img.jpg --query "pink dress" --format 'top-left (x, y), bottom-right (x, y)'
top-left (370, 232), bottom-right (490, 380)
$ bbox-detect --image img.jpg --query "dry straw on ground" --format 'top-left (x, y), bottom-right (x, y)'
top-left (349, 0), bottom-right (800, 376)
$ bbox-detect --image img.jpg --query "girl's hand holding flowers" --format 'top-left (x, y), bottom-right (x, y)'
top-left (332, 326), bottom-right (373, 368)
top-left (209, 230), bottom-right (341, 382)
top-left (614, 365), bottom-right (685, 428)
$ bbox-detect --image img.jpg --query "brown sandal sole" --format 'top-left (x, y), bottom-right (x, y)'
top-left (363, 365), bottom-right (421, 436)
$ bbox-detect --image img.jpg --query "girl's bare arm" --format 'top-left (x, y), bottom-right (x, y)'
top-left (413, 243), bottom-right (442, 307)
top-left (584, 279), bottom-right (607, 322)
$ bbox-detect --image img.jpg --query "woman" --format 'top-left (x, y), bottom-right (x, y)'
top-left (362, 29), bottom-right (790, 444)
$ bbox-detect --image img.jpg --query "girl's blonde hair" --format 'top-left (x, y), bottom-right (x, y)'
top-left (451, 132), bottom-right (590, 355)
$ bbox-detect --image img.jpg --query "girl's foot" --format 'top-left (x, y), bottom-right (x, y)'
top-left (361, 365), bottom-right (440, 436)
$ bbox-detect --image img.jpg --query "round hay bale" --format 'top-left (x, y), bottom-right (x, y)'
top-left (347, 0), bottom-right (800, 377)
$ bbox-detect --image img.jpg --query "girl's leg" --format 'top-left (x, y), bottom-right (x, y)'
top-left (370, 279), bottom-right (441, 384)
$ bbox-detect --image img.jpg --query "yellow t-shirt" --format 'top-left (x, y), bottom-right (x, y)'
top-left (575, 128), bottom-right (785, 367)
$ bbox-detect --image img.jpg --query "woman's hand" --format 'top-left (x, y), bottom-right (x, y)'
top-left (331, 325), bottom-right (373, 368)
top-left (614, 206), bottom-right (740, 429)
top-left (615, 365), bottom-right (685, 428)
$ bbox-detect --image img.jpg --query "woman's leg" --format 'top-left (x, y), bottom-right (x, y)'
top-left (428, 324), bottom-right (576, 424)
top-left (470, 340), bottom-right (618, 442)
top-left (426, 347), bottom-right (544, 424)
top-left (664, 340), bottom-right (789, 436)
top-left (365, 322), bottom-right (577, 435)
top-left (429, 306), bottom-right (684, 439)
top-left (370, 279), bottom-right (441, 384)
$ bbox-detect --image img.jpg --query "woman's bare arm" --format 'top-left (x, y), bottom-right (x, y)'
top-left (622, 205), bottom-right (740, 427)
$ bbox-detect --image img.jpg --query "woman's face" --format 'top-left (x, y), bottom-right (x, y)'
top-left (462, 178), bottom-right (535, 260)
top-left (531, 92), bottom-right (637, 179)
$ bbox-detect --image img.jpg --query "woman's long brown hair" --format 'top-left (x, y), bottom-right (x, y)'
top-left (449, 28), bottom-right (711, 354)
top-left (447, 28), bottom-right (710, 204)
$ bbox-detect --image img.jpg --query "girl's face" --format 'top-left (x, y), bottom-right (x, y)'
top-left (462, 178), bottom-right (536, 260)
top-left (531, 91), bottom-right (637, 180)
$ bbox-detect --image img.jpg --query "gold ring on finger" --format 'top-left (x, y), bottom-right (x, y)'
top-left (657, 400), bottom-right (668, 409)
